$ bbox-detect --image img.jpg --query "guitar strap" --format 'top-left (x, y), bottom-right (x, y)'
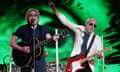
top-left (68, 34), bottom-right (96, 59)
top-left (37, 26), bottom-right (44, 58)
top-left (85, 34), bottom-right (96, 57)
top-left (81, 34), bottom-right (96, 72)
top-left (65, 34), bottom-right (96, 72)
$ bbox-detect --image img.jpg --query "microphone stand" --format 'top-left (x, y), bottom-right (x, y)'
top-left (31, 19), bottom-right (36, 72)
top-left (32, 28), bottom-right (36, 72)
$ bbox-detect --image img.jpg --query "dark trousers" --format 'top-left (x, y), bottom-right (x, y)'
top-left (21, 65), bottom-right (47, 72)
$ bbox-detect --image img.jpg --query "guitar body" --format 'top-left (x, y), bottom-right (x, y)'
top-left (65, 54), bottom-right (86, 72)
top-left (12, 40), bottom-right (43, 67)
top-left (71, 58), bottom-right (86, 72)
top-left (65, 48), bottom-right (112, 72)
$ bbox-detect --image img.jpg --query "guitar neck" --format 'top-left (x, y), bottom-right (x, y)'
top-left (33, 30), bottom-right (67, 49)
top-left (35, 38), bottom-right (52, 47)
top-left (82, 54), bottom-right (95, 63)
top-left (81, 48), bottom-right (112, 63)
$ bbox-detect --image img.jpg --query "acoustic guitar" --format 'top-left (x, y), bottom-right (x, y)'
top-left (12, 30), bottom-right (66, 68)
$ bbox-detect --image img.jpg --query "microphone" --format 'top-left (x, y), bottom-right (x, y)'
top-left (31, 18), bottom-right (35, 26)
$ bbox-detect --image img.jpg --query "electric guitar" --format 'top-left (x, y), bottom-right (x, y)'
top-left (65, 48), bottom-right (112, 72)
top-left (12, 30), bottom-right (67, 68)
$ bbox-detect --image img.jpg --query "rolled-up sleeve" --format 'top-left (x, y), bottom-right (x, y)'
top-left (96, 36), bottom-right (104, 55)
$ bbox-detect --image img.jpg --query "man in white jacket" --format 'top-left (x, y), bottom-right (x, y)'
top-left (49, 2), bottom-right (103, 72)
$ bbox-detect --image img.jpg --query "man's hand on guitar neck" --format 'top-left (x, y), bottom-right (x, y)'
top-left (53, 35), bottom-right (59, 41)
top-left (95, 53), bottom-right (103, 59)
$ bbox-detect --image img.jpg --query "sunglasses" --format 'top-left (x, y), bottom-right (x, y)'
top-left (28, 14), bottom-right (38, 17)
top-left (89, 23), bottom-right (96, 28)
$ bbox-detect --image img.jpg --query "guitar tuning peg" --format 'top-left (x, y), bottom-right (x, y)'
top-left (61, 34), bottom-right (70, 38)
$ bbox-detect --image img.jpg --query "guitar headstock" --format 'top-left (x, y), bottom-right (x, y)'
top-left (57, 29), bottom-right (70, 38)
top-left (100, 47), bottom-right (112, 53)
top-left (104, 47), bottom-right (112, 51)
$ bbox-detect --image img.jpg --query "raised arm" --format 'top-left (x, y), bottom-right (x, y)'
top-left (48, 1), bottom-right (60, 17)
top-left (48, 2), bottom-right (78, 31)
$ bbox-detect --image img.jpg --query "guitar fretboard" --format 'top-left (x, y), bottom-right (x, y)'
top-left (35, 38), bottom-right (52, 48)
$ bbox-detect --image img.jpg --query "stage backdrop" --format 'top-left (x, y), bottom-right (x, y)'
top-left (0, 0), bottom-right (120, 72)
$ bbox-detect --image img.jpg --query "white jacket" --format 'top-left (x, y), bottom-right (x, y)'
top-left (58, 14), bottom-right (103, 72)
